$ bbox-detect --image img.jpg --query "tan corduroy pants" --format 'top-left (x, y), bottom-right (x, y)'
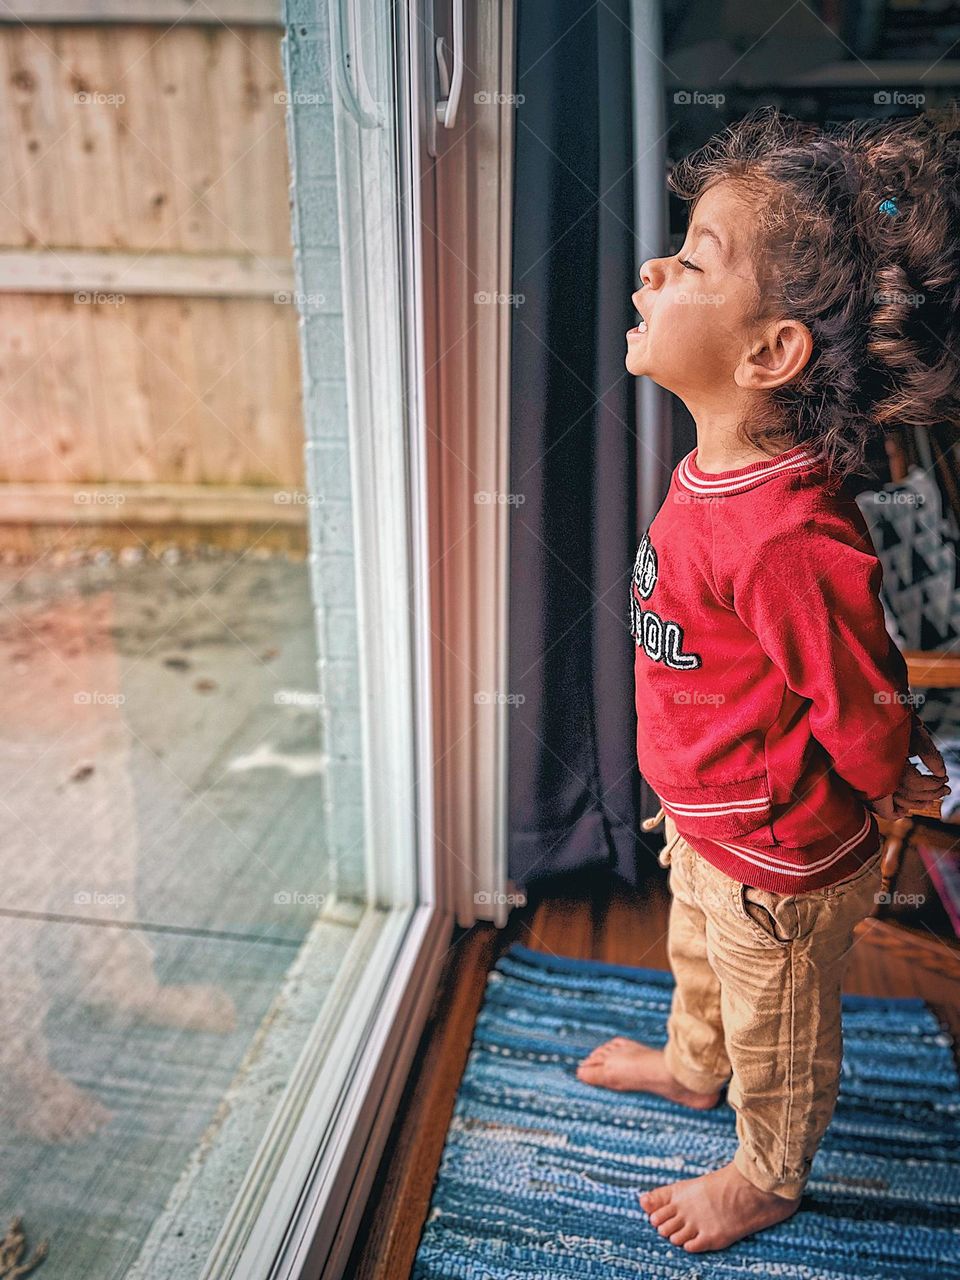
top-left (654, 810), bottom-right (883, 1199)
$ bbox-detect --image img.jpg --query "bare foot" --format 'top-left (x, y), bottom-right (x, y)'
top-left (638, 1159), bottom-right (800, 1252)
top-left (575, 1038), bottom-right (721, 1108)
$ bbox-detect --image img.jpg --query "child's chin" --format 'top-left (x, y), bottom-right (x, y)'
top-left (626, 353), bottom-right (667, 387)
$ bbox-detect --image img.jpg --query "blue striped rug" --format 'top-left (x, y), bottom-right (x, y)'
top-left (412, 942), bottom-right (960, 1278)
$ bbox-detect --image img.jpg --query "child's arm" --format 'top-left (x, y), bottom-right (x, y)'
top-left (727, 511), bottom-right (920, 811)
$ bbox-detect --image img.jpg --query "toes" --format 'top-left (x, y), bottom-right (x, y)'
top-left (579, 1042), bottom-right (613, 1065)
top-left (670, 1223), bottom-right (698, 1247)
top-left (682, 1235), bottom-right (710, 1253)
top-left (638, 1185), bottom-right (672, 1214)
top-left (576, 1063), bottom-right (612, 1087)
top-left (649, 1202), bottom-right (678, 1228)
top-left (656, 1213), bottom-right (682, 1238)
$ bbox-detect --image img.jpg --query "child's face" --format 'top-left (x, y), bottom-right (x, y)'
top-left (626, 179), bottom-right (766, 406)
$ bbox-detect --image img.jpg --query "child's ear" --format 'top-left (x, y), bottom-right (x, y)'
top-left (734, 319), bottom-right (813, 391)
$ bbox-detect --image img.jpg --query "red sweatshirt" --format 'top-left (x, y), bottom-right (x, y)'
top-left (631, 442), bottom-right (914, 893)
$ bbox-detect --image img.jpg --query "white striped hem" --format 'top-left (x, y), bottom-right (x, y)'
top-left (663, 796), bottom-right (769, 816)
top-left (677, 446), bottom-right (818, 496)
top-left (708, 813), bottom-right (874, 877)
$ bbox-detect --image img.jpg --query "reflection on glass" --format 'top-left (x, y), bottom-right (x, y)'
top-left (0, 7), bottom-right (381, 1276)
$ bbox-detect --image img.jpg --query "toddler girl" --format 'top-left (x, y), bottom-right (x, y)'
top-left (577, 107), bottom-right (954, 1254)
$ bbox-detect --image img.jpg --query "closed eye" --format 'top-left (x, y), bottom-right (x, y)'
top-left (679, 257), bottom-right (701, 272)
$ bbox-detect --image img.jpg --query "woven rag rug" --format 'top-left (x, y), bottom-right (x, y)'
top-left (412, 942), bottom-right (960, 1279)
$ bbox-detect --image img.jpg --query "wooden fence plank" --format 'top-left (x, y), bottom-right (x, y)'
top-left (0, 296), bottom-right (303, 485)
top-left (0, 22), bottom-right (305, 519)
top-left (0, 248), bottom-right (294, 294)
top-left (57, 27), bottom-right (128, 248)
top-left (93, 293), bottom-right (155, 481)
top-left (0, 482), bottom-right (309, 523)
top-left (0, 0), bottom-right (282, 24)
top-left (5, 28), bottom-right (76, 248)
top-left (114, 28), bottom-right (178, 248)
top-left (0, 25), bottom-right (292, 258)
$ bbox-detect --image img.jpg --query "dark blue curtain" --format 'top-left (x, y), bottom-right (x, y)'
top-left (508, 0), bottom-right (656, 890)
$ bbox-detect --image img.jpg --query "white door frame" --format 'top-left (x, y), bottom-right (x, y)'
top-left (227, 0), bottom-right (515, 1275)
top-left (422, 0), bottom-right (516, 930)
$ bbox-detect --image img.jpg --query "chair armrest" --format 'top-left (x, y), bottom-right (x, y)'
top-left (903, 649), bottom-right (960, 689)
top-left (876, 815), bottom-right (916, 894)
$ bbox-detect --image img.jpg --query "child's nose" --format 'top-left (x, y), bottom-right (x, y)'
top-left (638, 257), bottom-right (664, 291)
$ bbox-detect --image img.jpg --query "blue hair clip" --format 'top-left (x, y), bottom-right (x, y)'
top-left (878, 197), bottom-right (899, 217)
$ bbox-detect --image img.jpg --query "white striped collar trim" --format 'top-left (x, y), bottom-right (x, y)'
top-left (676, 444), bottom-right (820, 496)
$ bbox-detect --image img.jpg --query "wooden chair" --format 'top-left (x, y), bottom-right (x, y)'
top-left (861, 431), bottom-right (960, 901)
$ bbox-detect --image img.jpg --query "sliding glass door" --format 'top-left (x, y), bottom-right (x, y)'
top-left (0, 0), bottom-right (440, 1276)
top-left (197, 0), bottom-right (445, 1275)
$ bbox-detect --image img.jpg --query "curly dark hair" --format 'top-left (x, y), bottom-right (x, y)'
top-left (668, 105), bottom-right (960, 485)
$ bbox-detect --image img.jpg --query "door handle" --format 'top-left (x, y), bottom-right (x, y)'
top-left (332, 0), bottom-right (384, 129)
top-left (426, 0), bottom-right (463, 155)
top-left (435, 0), bottom-right (463, 129)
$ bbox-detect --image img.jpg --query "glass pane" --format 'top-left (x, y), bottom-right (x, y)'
top-left (0, 0), bottom-right (417, 1274)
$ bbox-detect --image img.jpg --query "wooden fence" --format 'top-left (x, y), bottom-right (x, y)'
top-left (0, 5), bottom-right (309, 553)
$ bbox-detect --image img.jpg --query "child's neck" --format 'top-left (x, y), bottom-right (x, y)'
top-left (693, 422), bottom-right (793, 475)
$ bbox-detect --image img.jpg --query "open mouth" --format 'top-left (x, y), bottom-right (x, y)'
top-left (633, 313), bottom-right (648, 334)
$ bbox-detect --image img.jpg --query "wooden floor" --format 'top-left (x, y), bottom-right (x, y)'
top-left (346, 837), bottom-right (960, 1280)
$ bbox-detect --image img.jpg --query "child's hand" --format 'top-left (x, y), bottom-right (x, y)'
top-left (867, 715), bottom-right (950, 818)
top-left (892, 712), bottom-right (950, 817)
top-left (865, 716), bottom-right (950, 820)
top-left (891, 760), bottom-right (950, 817)
top-left (866, 793), bottom-right (900, 820)
top-left (907, 711), bottom-right (948, 782)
